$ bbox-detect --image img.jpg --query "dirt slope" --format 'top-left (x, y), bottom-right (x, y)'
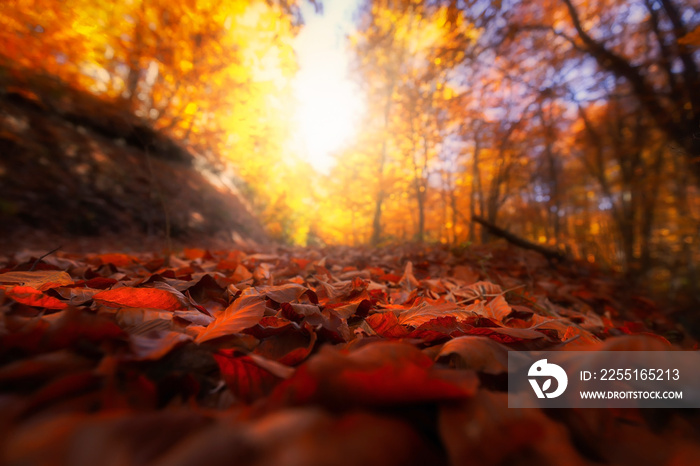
top-left (0, 87), bottom-right (267, 253)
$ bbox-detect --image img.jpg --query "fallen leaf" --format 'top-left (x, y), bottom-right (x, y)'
top-left (129, 331), bottom-right (192, 360)
top-left (213, 351), bottom-right (289, 403)
top-left (436, 336), bottom-right (512, 374)
top-left (257, 283), bottom-right (308, 303)
top-left (5, 286), bottom-right (68, 309)
top-left (0, 270), bottom-right (73, 290)
top-left (195, 295), bottom-right (265, 343)
top-left (94, 287), bottom-right (184, 311)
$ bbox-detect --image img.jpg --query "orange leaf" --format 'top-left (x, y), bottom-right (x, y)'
top-left (5, 286), bottom-right (68, 309)
top-left (482, 295), bottom-right (512, 322)
top-left (96, 253), bottom-right (135, 267)
top-left (195, 295), bottom-right (266, 343)
top-left (93, 287), bottom-right (183, 311)
top-left (183, 248), bottom-right (207, 260)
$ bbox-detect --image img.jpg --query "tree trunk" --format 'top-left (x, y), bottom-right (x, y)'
top-left (370, 79), bottom-right (396, 246)
top-left (473, 215), bottom-right (567, 262)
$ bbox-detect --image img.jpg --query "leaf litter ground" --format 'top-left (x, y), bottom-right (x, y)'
top-left (1, 243), bottom-right (699, 466)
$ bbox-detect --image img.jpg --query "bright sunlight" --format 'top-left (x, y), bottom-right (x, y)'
top-left (292, 1), bottom-right (364, 173)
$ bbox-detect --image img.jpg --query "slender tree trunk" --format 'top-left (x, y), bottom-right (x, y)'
top-left (370, 79), bottom-right (396, 246)
top-left (126, 0), bottom-right (147, 105)
top-left (450, 189), bottom-right (459, 244)
top-left (638, 146), bottom-right (664, 274)
top-left (471, 137), bottom-right (485, 242)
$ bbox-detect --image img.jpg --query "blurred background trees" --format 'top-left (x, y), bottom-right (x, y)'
top-left (322, 0), bottom-right (699, 301)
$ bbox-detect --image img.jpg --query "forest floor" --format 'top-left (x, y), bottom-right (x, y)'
top-left (1, 243), bottom-right (699, 466)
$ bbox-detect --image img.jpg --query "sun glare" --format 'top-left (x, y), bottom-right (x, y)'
top-left (292, 1), bottom-right (364, 174)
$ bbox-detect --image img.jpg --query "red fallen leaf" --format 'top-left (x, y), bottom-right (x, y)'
top-left (267, 341), bottom-right (477, 409)
top-left (278, 302), bottom-right (304, 322)
top-left (128, 330), bottom-right (192, 360)
top-left (365, 266), bottom-right (385, 277)
top-left (453, 280), bottom-right (503, 301)
top-left (303, 308), bottom-right (351, 344)
top-left (173, 266), bottom-right (195, 279)
top-left (114, 307), bottom-right (173, 329)
top-left (254, 322), bottom-right (318, 366)
top-left (367, 288), bottom-right (388, 304)
top-left (465, 326), bottom-right (548, 345)
top-left (365, 312), bottom-right (410, 338)
top-left (436, 336), bottom-right (512, 374)
top-left (257, 283), bottom-right (309, 304)
top-left (215, 259), bottom-right (239, 271)
top-left (244, 316), bottom-right (298, 338)
top-left (324, 299), bottom-right (374, 319)
top-left (288, 302), bottom-right (322, 317)
top-left (379, 272), bottom-right (402, 283)
top-left (277, 331), bottom-right (317, 366)
top-left (464, 315), bottom-right (502, 328)
top-left (93, 287), bottom-right (184, 311)
top-left (185, 274), bottom-right (226, 305)
top-left (183, 248), bottom-right (208, 260)
top-left (214, 350), bottom-right (293, 403)
top-left (194, 295), bottom-right (265, 343)
top-left (407, 316), bottom-right (469, 342)
top-left (291, 257), bottom-right (312, 269)
top-left (314, 278), bottom-right (367, 304)
top-left (398, 300), bottom-right (474, 327)
top-left (558, 325), bottom-right (602, 349)
top-left (5, 286), bottom-right (68, 309)
top-left (96, 253), bottom-right (135, 267)
top-left (84, 277), bottom-right (118, 289)
top-left (323, 298), bottom-right (374, 319)
top-left (283, 303), bottom-right (323, 321)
